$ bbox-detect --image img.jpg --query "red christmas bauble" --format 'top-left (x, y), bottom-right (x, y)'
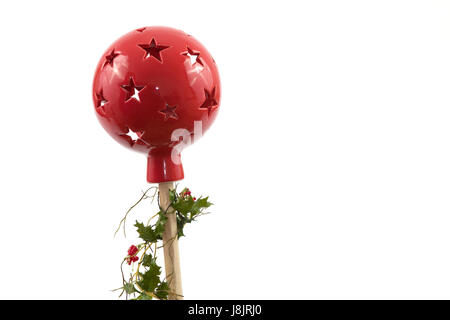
top-left (92, 26), bottom-right (221, 183)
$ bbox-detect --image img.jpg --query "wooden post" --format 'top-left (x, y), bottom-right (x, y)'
top-left (159, 182), bottom-right (183, 300)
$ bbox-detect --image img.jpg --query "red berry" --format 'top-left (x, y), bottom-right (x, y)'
top-left (127, 245), bottom-right (138, 256)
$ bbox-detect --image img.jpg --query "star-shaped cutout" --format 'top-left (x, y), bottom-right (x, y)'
top-left (126, 130), bottom-right (140, 142)
top-left (159, 103), bottom-right (179, 121)
top-left (103, 49), bottom-right (119, 68)
top-left (95, 89), bottom-right (108, 109)
top-left (138, 38), bottom-right (170, 62)
top-left (121, 77), bottom-right (145, 102)
top-left (120, 129), bottom-right (143, 145)
top-left (182, 47), bottom-right (203, 66)
top-left (199, 87), bottom-right (218, 116)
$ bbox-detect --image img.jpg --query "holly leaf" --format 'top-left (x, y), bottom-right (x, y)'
top-left (134, 293), bottom-right (152, 300)
top-left (191, 197), bottom-right (212, 217)
top-left (155, 281), bottom-right (170, 300)
top-left (134, 221), bottom-right (158, 243)
top-left (174, 196), bottom-right (212, 238)
top-left (173, 196), bottom-right (212, 217)
top-left (154, 211), bottom-right (167, 239)
top-left (123, 282), bottom-right (137, 294)
top-left (176, 213), bottom-right (187, 238)
top-left (172, 197), bottom-right (195, 215)
top-left (142, 253), bottom-right (155, 268)
top-left (177, 225), bottom-right (185, 238)
top-left (169, 189), bottom-right (177, 202)
top-left (138, 262), bottom-right (161, 292)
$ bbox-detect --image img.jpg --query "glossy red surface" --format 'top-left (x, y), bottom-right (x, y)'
top-left (92, 26), bottom-right (221, 183)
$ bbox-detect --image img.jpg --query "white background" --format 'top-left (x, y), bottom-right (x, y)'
top-left (0, 0), bottom-right (449, 299)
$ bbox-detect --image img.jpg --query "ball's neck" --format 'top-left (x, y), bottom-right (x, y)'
top-left (147, 147), bottom-right (184, 183)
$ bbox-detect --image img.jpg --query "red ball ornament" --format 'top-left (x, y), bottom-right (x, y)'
top-left (92, 26), bottom-right (221, 182)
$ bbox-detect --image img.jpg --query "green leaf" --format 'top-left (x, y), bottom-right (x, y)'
top-left (169, 189), bottom-right (177, 202)
top-left (138, 262), bottom-right (161, 292)
top-left (173, 196), bottom-right (212, 217)
top-left (194, 197), bottom-right (212, 210)
top-left (123, 282), bottom-right (137, 294)
top-left (142, 253), bottom-right (155, 268)
top-left (172, 197), bottom-right (195, 215)
top-left (191, 197), bottom-right (212, 218)
top-left (155, 281), bottom-right (169, 300)
top-left (135, 293), bottom-right (152, 300)
top-left (134, 221), bottom-right (158, 243)
top-left (173, 196), bottom-right (212, 238)
top-left (176, 213), bottom-right (187, 238)
top-left (154, 211), bottom-right (167, 239)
